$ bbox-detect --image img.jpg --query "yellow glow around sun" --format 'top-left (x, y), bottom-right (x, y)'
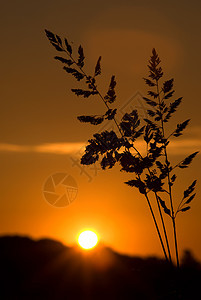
top-left (78, 230), bottom-right (98, 250)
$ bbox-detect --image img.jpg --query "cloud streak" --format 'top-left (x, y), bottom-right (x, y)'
top-left (0, 143), bottom-right (85, 154)
top-left (0, 139), bottom-right (200, 156)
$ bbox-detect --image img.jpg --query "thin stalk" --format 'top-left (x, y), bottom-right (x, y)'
top-left (89, 76), bottom-right (170, 263)
top-left (172, 216), bottom-right (179, 268)
top-left (143, 133), bottom-right (171, 262)
top-left (155, 193), bottom-right (172, 263)
top-left (166, 154), bottom-right (179, 268)
top-left (144, 191), bottom-right (168, 261)
top-left (137, 143), bottom-right (172, 263)
top-left (63, 47), bottom-right (169, 262)
top-left (94, 83), bottom-right (170, 262)
top-left (93, 85), bottom-right (170, 263)
top-left (142, 142), bottom-right (172, 263)
top-left (156, 80), bottom-right (180, 268)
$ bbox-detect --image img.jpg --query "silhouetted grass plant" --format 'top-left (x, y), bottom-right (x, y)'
top-left (45, 30), bottom-right (199, 268)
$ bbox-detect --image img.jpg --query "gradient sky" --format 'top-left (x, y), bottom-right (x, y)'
top-left (1, 0), bottom-right (201, 261)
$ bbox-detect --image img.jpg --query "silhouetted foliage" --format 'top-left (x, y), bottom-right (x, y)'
top-left (77, 115), bottom-right (104, 125)
top-left (104, 75), bottom-right (117, 104)
top-left (163, 97), bottom-right (182, 122)
top-left (45, 30), bottom-right (199, 268)
top-left (177, 152), bottom-right (199, 169)
top-left (173, 119), bottom-right (190, 137)
top-left (71, 88), bottom-right (98, 98)
top-left (94, 56), bottom-right (102, 77)
top-left (158, 195), bottom-right (171, 216)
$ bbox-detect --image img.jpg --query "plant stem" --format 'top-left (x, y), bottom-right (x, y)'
top-left (132, 147), bottom-right (172, 263)
top-left (144, 191), bottom-right (168, 261)
top-left (172, 216), bottom-right (179, 268)
top-left (165, 151), bottom-right (180, 268)
top-left (93, 83), bottom-right (170, 263)
top-left (64, 48), bottom-right (170, 262)
top-left (155, 193), bottom-right (172, 264)
top-left (156, 80), bottom-right (179, 268)
top-left (143, 145), bottom-right (171, 263)
top-left (88, 74), bottom-right (170, 263)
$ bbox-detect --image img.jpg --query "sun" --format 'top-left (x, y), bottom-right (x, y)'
top-left (78, 230), bottom-right (99, 250)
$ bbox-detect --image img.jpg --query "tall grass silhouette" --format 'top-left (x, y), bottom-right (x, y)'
top-left (45, 30), bottom-right (199, 268)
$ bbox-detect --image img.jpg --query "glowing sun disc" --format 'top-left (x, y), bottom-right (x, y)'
top-left (78, 230), bottom-right (98, 250)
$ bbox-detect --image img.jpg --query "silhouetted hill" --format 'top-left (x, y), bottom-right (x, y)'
top-left (0, 236), bottom-right (200, 299)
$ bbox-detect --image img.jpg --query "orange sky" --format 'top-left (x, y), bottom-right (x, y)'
top-left (0, 0), bottom-right (201, 261)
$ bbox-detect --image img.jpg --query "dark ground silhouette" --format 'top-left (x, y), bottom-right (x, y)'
top-left (0, 236), bottom-right (200, 299)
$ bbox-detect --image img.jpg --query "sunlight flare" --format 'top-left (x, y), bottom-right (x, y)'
top-left (78, 230), bottom-right (99, 250)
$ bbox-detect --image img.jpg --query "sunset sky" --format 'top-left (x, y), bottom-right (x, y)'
top-left (1, 0), bottom-right (201, 261)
